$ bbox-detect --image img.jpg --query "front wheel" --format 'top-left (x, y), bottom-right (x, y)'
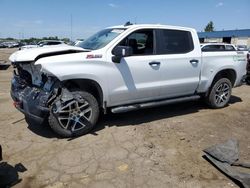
top-left (206, 78), bottom-right (232, 109)
top-left (48, 91), bottom-right (99, 137)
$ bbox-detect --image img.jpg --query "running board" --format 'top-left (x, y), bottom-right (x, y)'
top-left (111, 95), bottom-right (201, 114)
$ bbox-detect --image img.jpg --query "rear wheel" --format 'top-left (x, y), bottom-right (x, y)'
top-left (48, 91), bottom-right (99, 137)
top-left (206, 78), bottom-right (232, 108)
top-left (246, 77), bottom-right (250, 85)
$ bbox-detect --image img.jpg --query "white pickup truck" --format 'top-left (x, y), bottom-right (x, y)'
top-left (10, 24), bottom-right (247, 137)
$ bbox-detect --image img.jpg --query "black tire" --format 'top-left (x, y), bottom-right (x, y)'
top-left (246, 77), bottom-right (250, 85)
top-left (206, 78), bottom-right (232, 109)
top-left (48, 91), bottom-right (99, 137)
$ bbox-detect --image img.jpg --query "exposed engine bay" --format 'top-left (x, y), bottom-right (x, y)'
top-left (12, 62), bottom-right (55, 91)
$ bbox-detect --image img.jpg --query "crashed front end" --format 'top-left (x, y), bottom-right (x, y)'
top-left (9, 45), bottom-right (87, 123)
top-left (10, 61), bottom-right (59, 122)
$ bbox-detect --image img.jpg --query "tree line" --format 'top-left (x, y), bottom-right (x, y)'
top-left (1, 22), bottom-right (215, 44)
top-left (0, 36), bottom-right (71, 44)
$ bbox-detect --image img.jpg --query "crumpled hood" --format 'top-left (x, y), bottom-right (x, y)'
top-left (9, 45), bottom-right (87, 62)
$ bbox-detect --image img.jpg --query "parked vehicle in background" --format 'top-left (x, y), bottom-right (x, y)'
top-left (0, 42), bottom-right (7, 48)
top-left (7, 42), bottom-right (20, 48)
top-left (72, 40), bottom-right (84, 46)
top-left (20, 40), bottom-right (66, 50)
top-left (246, 51), bottom-right (250, 85)
top-left (9, 24), bottom-right (247, 137)
top-left (0, 41), bottom-right (20, 48)
top-left (237, 45), bottom-right (248, 51)
top-left (201, 43), bottom-right (237, 52)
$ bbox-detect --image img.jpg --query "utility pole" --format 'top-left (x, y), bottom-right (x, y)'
top-left (70, 14), bottom-right (73, 42)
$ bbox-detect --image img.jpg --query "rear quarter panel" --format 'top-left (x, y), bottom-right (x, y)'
top-left (197, 51), bottom-right (247, 93)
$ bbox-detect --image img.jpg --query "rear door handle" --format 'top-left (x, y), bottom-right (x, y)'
top-left (149, 61), bottom-right (161, 66)
top-left (190, 59), bottom-right (199, 64)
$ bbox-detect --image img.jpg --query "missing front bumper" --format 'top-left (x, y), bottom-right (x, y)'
top-left (11, 75), bottom-right (50, 122)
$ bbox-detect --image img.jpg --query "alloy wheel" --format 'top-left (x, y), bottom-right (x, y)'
top-left (214, 82), bottom-right (230, 105)
top-left (53, 99), bottom-right (92, 132)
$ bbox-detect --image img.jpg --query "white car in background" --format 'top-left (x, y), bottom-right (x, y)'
top-left (20, 40), bottom-right (66, 50)
top-left (237, 45), bottom-right (248, 51)
top-left (73, 40), bottom-right (84, 46)
top-left (1, 41), bottom-right (20, 48)
top-left (201, 43), bottom-right (237, 52)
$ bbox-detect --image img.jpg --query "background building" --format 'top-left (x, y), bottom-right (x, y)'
top-left (198, 29), bottom-right (250, 48)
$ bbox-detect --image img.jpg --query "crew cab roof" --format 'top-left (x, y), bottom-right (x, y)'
top-left (107, 24), bottom-right (196, 32)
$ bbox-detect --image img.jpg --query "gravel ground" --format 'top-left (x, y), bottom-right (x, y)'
top-left (0, 48), bottom-right (250, 188)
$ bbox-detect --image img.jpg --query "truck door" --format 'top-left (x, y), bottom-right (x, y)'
top-left (107, 29), bottom-right (164, 106)
top-left (156, 29), bottom-right (201, 98)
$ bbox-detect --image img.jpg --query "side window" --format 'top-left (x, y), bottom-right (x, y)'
top-left (201, 45), bottom-right (211, 52)
top-left (157, 29), bottom-right (194, 54)
top-left (225, 45), bottom-right (236, 51)
top-left (118, 29), bottom-right (154, 55)
top-left (216, 45), bottom-right (225, 51)
top-left (202, 45), bottom-right (225, 52)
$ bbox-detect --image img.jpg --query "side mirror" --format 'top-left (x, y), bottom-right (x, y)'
top-left (112, 46), bottom-right (133, 63)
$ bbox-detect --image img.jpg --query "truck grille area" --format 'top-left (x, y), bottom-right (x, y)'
top-left (10, 72), bottom-right (57, 122)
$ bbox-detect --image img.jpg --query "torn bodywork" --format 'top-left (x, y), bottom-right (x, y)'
top-left (11, 62), bottom-right (58, 122)
top-left (11, 70), bottom-right (55, 122)
top-left (10, 61), bottom-right (81, 123)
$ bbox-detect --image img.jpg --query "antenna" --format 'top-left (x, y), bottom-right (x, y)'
top-left (124, 21), bottom-right (133, 26)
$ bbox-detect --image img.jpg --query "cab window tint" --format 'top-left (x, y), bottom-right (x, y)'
top-left (225, 45), bottom-right (236, 51)
top-left (118, 29), bottom-right (154, 55)
top-left (157, 29), bottom-right (194, 54)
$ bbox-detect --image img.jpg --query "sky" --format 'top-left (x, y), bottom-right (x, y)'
top-left (0, 0), bottom-right (249, 40)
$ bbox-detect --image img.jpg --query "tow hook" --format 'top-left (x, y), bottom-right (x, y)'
top-left (13, 101), bottom-right (21, 108)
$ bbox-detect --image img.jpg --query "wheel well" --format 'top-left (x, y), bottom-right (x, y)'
top-left (212, 69), bottom-right (236, 86)
top-left (63, 79), bottom-right (103, 107)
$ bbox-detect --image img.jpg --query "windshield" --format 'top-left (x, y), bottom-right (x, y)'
top-left (77, 28), bottom-right (126, 50)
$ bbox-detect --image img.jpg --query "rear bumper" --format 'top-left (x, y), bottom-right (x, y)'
top-left (11, 75), bottom-right (50, 123)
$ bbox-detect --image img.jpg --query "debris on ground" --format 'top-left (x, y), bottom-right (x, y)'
top-left (203, 139), bottom-right (250, 188)
top-left (0, 144), bottom-right (27, 187)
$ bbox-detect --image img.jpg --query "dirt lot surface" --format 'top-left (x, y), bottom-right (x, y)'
top-left (0, 48), bottom-right (250, 188)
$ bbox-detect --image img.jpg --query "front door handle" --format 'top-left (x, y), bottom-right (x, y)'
top-left (190, 59), bottom-right (199, 64)
top-left (149, 61), bottom-right (161, 66)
